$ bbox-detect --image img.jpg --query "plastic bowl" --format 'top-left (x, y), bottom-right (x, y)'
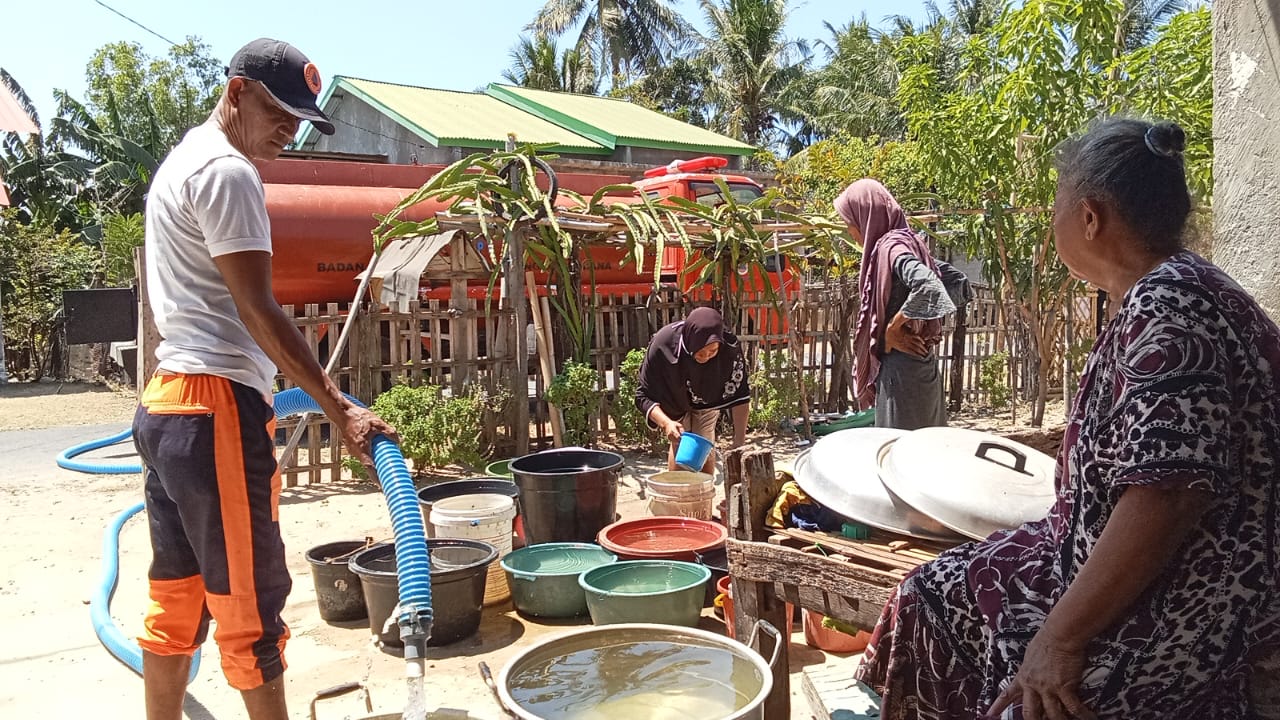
top-left (597, 516), bottom-right (728, 562)
top-left (674, 431), bottom-right (714, 471)
top-left (484, 459), bottom-right (514, 479)
top-left (500, 543), bottom-right (617, 618)
top-left (578, 560), bottom-right (710, 626)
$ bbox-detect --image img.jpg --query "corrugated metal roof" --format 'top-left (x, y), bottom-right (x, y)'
top-left (335, 77), bottom-right (610, 154)
top-left (486, 84), bottom-right (757, 156)
top-left (0, 82), bottom-right (39, 135)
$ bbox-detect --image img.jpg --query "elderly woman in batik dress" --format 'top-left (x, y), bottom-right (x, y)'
top-left (855, 118), bottom-right (1280, 720)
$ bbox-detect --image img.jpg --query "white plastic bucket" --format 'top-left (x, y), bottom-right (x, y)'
top-left (644, 470), bottom-right (717, 520)
top-left (430, 493), bottom-right (517, 605)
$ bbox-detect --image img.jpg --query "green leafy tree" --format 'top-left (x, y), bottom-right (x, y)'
top-left (0, 209), bottom-right (101, 380)
top-left (773, 136), bottom-right (933, 216)
top-left (503, 34), bottom-right (600, 94)
top-left (1115, 7), bottom-right (1211, 200)
top-left (897, 0), bottom-right (1211, 425)
top-left (526, 0), bottom-right (694, 84)
top-left (83, 38), bottom-right (223, 156)
top-left (100, 212), bottom-right (145, 285)
top-left (609, 57), bottom-right (714, 127)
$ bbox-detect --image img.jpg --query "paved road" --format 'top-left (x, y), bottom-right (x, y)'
top-left (0, 422), bottom-right (136, 484)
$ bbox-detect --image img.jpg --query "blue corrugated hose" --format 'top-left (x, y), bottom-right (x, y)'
top-left (91, 502), bottom-right (201, 682)
top-left (57, 428), bottom-right (143, 474)
top-left (270, 389), bottom-right (434, 656)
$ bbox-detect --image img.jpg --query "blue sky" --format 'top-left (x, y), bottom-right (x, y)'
top-left (4, 0), bottom-right (929, 128)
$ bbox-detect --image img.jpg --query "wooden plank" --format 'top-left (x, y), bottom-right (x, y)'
top-left (133, 246), bottom-right (160, 396)
top-left (725, 448), bottom-right (789, 720)
top-left (526, 272), bottom-right (563, 446)
top-left (769, 532), bottom-right (918, 575)
top-left (803, 656), bottom-right (882, 720)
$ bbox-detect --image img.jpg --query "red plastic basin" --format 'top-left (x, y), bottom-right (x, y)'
top-left (597, 516), bottom-right (729, 561)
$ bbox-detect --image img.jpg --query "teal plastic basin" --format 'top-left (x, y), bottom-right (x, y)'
top-left (579, 560), bottom-right (710, 627)
top-left (501, 543), bottom-right (618, 618)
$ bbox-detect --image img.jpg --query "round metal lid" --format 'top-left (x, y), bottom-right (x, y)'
top-left (793, 428), bottom-right (966, 542)
top-left (878, 427), bottom-right (1057, 540)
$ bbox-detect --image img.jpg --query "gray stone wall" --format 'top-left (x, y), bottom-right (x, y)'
top-left (1213, 0), bottom-right (1280, 319)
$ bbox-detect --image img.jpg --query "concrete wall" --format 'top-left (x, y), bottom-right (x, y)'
top-left (1213, 0), bottom-right (1280, 319)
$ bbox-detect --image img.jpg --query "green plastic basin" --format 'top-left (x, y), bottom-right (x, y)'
top-left (500, 543), bottom-right (618, 618)
top-left (485, 459), bottom-right (514, 479)
top-left (579, 560), bottom-right (710, 627)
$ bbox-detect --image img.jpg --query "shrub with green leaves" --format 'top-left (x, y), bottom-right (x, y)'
top-left (979, 353), bottom-right (1011, 410)
top-left (545, 361), bottom-right (600, 448)
top-left (610, 349), bottom-right (649, 445)
top-left (0, 210), bottom-right (101, 380)
top-left (363, 382), bottom-right (496, 472)
top-left (748, 349), bottom-right (808, 431)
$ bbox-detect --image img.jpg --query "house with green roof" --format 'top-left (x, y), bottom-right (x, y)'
top-left (296, 76), bottom-right (757, 170)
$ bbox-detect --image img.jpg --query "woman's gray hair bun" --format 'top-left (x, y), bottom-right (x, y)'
top-left (1144, 122), bottom-right (1186, 158)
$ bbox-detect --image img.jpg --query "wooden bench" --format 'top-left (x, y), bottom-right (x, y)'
top-left (722, 446), bottom-right (963, 717)
top-left (722, 445), bottom-right (1280, 719)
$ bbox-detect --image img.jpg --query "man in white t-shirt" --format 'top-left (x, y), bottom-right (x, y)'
top-left (132, 38), bottom-right (394, 720)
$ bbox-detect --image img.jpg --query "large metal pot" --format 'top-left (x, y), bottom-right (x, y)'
top-left (497, 621), bottom-right (781, 720)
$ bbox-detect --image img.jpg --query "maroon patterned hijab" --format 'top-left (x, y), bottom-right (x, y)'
top-left (835, 179), bottom-right (941, 408)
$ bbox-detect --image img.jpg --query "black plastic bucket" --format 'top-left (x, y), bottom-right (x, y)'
top-left (348, 539), bottom-right (498, 648)
top-left (305, 541), bottom-right (369, 623)
top-left (694, 546), bottom-right (729, 608)
top-left (417, 478), bottom-right (522, 542)
top-left (509, 449), bottom-right (623, 545)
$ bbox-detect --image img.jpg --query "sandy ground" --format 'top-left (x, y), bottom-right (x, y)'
top-left (0, 381), bottom-right (839, 719)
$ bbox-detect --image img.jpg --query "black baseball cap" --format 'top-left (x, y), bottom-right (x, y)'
top-left (226, 38), bottom-right (335, 135)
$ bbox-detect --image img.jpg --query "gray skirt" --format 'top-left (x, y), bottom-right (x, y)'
top-left (874, 350), bottom-right (947, 430)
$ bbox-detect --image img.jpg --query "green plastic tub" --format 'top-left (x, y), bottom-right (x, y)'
top-left (485, 459), bottom-right (514, 479)
top-left (501, 543), bottom-right (618, 618)
top-left (812, 409), bottom-right (876, 436)
top-left (579, 560), bottom-right (710, 627)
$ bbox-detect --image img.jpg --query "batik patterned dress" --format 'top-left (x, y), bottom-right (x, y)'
top-left (854, 252), bottom-right (1280, 719)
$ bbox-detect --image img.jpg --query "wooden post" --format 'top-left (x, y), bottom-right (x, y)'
top-left (133, 247), bottom-right (161, 397)
top-left (450, 233), bottom-right (472, 396)
top-left (725, 446), bottom-right (790, 720)
top-left (502, 136), bottom-right (530, 456)
top-left (526, 271), bottom-right (564, 446)
top-left (948, 303), bottom-right (967, 413)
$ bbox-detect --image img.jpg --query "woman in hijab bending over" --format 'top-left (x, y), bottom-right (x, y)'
top-left (635, 307), bottom-right (751, 473)
top-left (835, 179), bottom-right (972, 429)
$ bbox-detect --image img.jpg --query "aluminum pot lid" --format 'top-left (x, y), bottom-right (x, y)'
top-left (878, 426), bottom-right (1057, 540)
top-left (793, 428), bottom-right (965, 542)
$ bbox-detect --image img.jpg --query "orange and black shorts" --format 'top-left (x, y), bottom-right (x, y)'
top-left (131, 373), bottom-right (290, 690)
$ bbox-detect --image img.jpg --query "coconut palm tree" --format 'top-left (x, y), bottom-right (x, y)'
top-left (1121, 0), bottom-right (1188, 50)
top-left (502, 35), bottom-right (600, 94)
top-left (697, 0), bottom-right (809, 149)
top-left (795, 17), bottom-right (903, 141)
top-left (526, 0), bottom-right (694, 84)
